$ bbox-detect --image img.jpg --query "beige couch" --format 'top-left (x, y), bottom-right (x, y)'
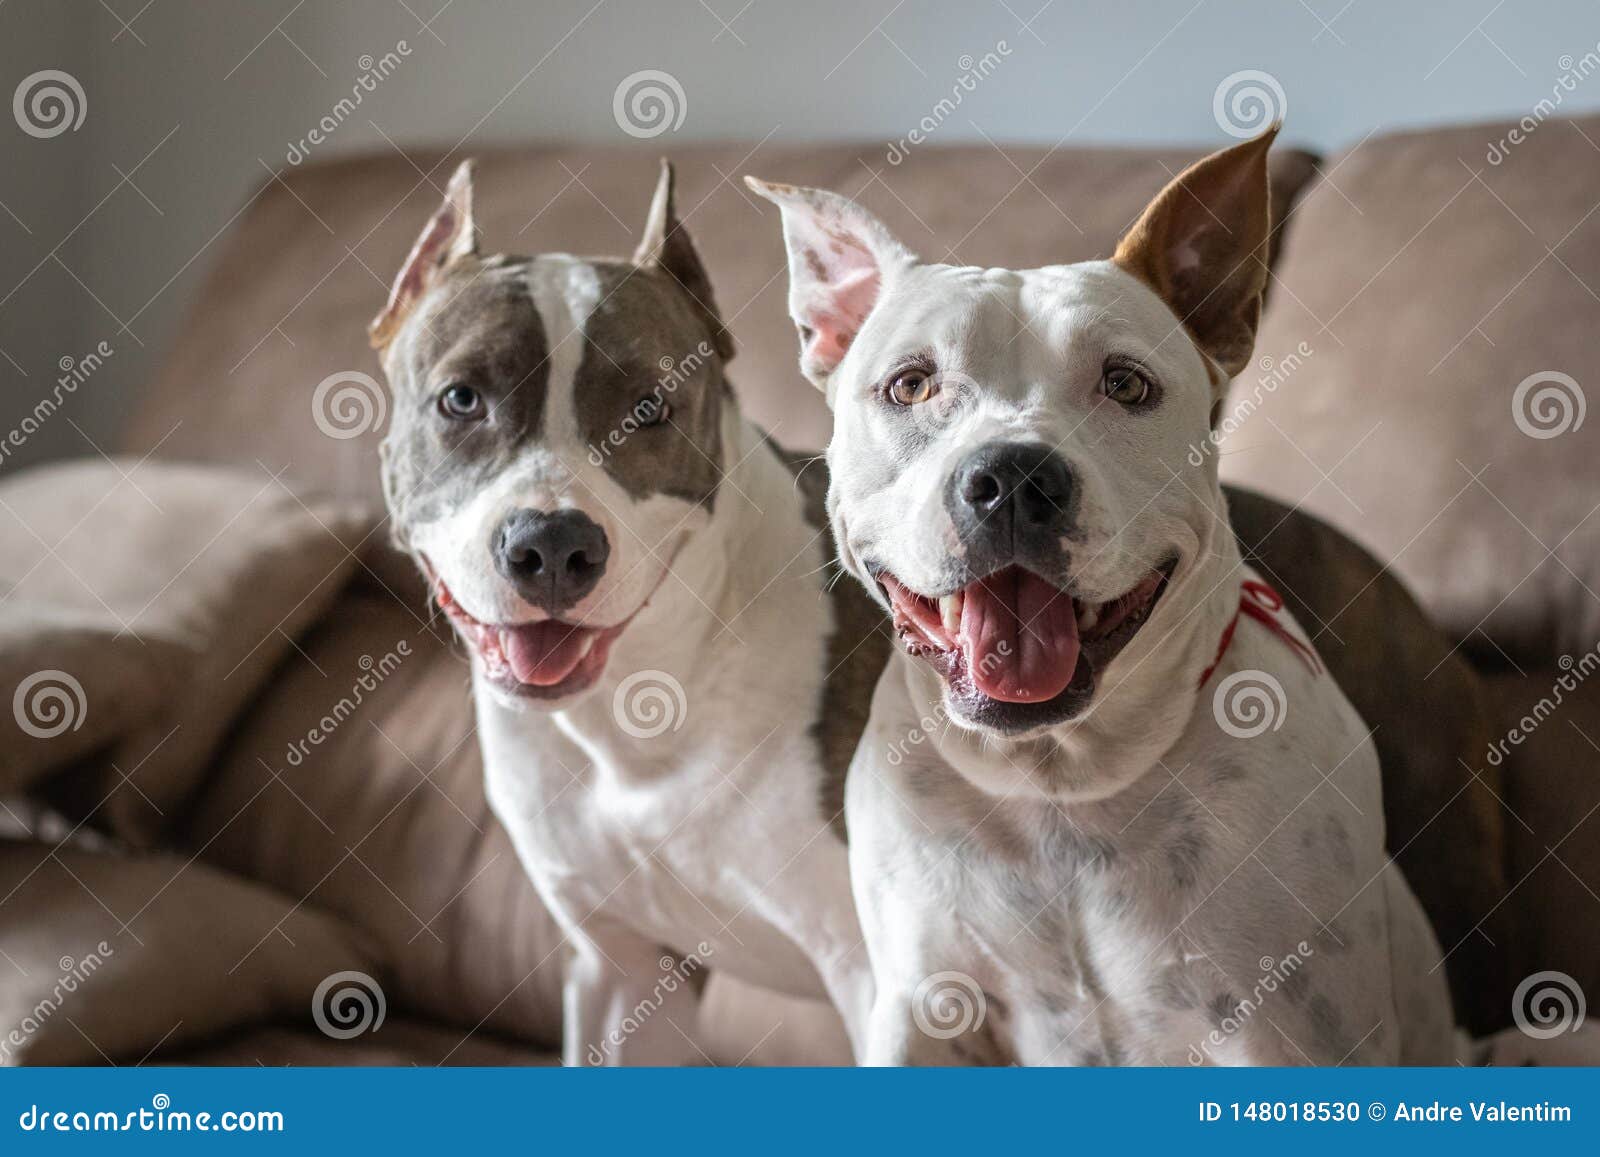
top-left (2, 118), bottom-right (1597, 1064)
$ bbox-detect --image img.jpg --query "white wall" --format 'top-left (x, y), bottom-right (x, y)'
top-left (5, 0), bottom-right (1600, 470)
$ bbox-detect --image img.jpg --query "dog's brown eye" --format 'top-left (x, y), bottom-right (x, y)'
top-left (437, 383), bottom-right (486, 421)
top-left (634, 396), bottom-right (670, 427)
top-left (887, 370), bottom-right (939, 406)
top-left (1101, 366), bottom-right (1152, 407)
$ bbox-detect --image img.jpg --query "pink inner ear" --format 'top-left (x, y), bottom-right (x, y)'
top-left (394, 208), bottom-right (456, 304)
top-left (794, 249), bottom-right (882, 374)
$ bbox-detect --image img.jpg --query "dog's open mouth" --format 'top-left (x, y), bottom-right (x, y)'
top-left (433, 580), bottom-right (631, 701)
top-left (877, 559), bottom-right (1175, 726)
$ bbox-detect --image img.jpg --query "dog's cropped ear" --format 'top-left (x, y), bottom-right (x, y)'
top-left (1114, 125), bottom-right (1278, 386)
top-left (744, 176), bottom-right (915, 390)
top-left (634, 160), bottom-right (734, 363)
top-left (369, 159), bottom-right (480, 351)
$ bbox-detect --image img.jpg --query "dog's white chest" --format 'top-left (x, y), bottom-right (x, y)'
top-left (890, 803), bottom-right (1219, 1065)
top-left (475, 561), bottom-right (862, 1006)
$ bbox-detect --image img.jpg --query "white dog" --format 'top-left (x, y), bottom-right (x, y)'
top-left (369, 161), bottom-right (882, 1064)
top-left (749, 129), bottom-right (1467, 1065)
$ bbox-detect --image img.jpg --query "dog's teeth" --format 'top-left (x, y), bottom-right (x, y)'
top-left (575, 634), bottom-right (597, 660)
top-left (940, 592), bottom-right (963, 636)
top-left (1076, 603), bottom-right (1100, 632)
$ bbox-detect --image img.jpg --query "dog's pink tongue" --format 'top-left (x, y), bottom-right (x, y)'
top-left (958, 568), bottom-right (1080, 703)
top-left (501, 622), bottom-right (593, 686)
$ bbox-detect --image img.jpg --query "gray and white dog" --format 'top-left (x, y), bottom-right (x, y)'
top-left (750, 130), bottom-right (1471, 1065)
top-left (369, 161), bottom-right (883, 1065)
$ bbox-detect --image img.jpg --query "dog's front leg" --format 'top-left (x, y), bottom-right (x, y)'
top-left (562, 920), bottom-right (706, 1066)
top-left (848, 691), bottom-right (1007, 1066)
top-left (861, 983), bottom-right (1007, 1066)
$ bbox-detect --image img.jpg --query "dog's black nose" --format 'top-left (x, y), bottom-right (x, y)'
top-left (948, 441), bottom-right (1075, 557)
top-left (492, 508), bottom-right (610, 611)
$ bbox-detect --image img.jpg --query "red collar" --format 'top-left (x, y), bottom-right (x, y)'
top-left (1197, 578), bottom-right (1324, 689)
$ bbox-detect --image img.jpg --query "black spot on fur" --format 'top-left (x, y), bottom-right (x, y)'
top-left (1208, 992), bottom-right (1240, 1029)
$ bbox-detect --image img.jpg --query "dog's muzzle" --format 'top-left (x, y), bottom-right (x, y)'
top-left (946, 441), bottom-right (1075, 572)
top-left (493, 507), bottom-right (610, 612)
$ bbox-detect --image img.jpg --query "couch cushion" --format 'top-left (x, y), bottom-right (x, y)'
top-left (1222, 115), bottom-right (1600, 662)
top-left (181, 578), bottom-right (567, 1050)
top-left (119, 141), bottom-right (1318, 510)
top-left (0, 459), bottom-right (372, 842)
top-left (0, 842), bottom-right (375, 1066)
top-left (1485, 666), bottom-right (1600, 1013)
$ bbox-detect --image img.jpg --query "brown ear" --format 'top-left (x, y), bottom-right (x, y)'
top-left (1114, 126), bottom-right (1278, 384)
top-left (369, 159), bottom-right (480, 351)
top-left (633, 160), bottom-right (734, 362)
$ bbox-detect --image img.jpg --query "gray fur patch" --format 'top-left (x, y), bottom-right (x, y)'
top-left (380, 258), bottom-right (550, 544)
top-left (575, 262), bottom-right (726, 507)
top-left (784, 446), bottom-right (893, 844)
